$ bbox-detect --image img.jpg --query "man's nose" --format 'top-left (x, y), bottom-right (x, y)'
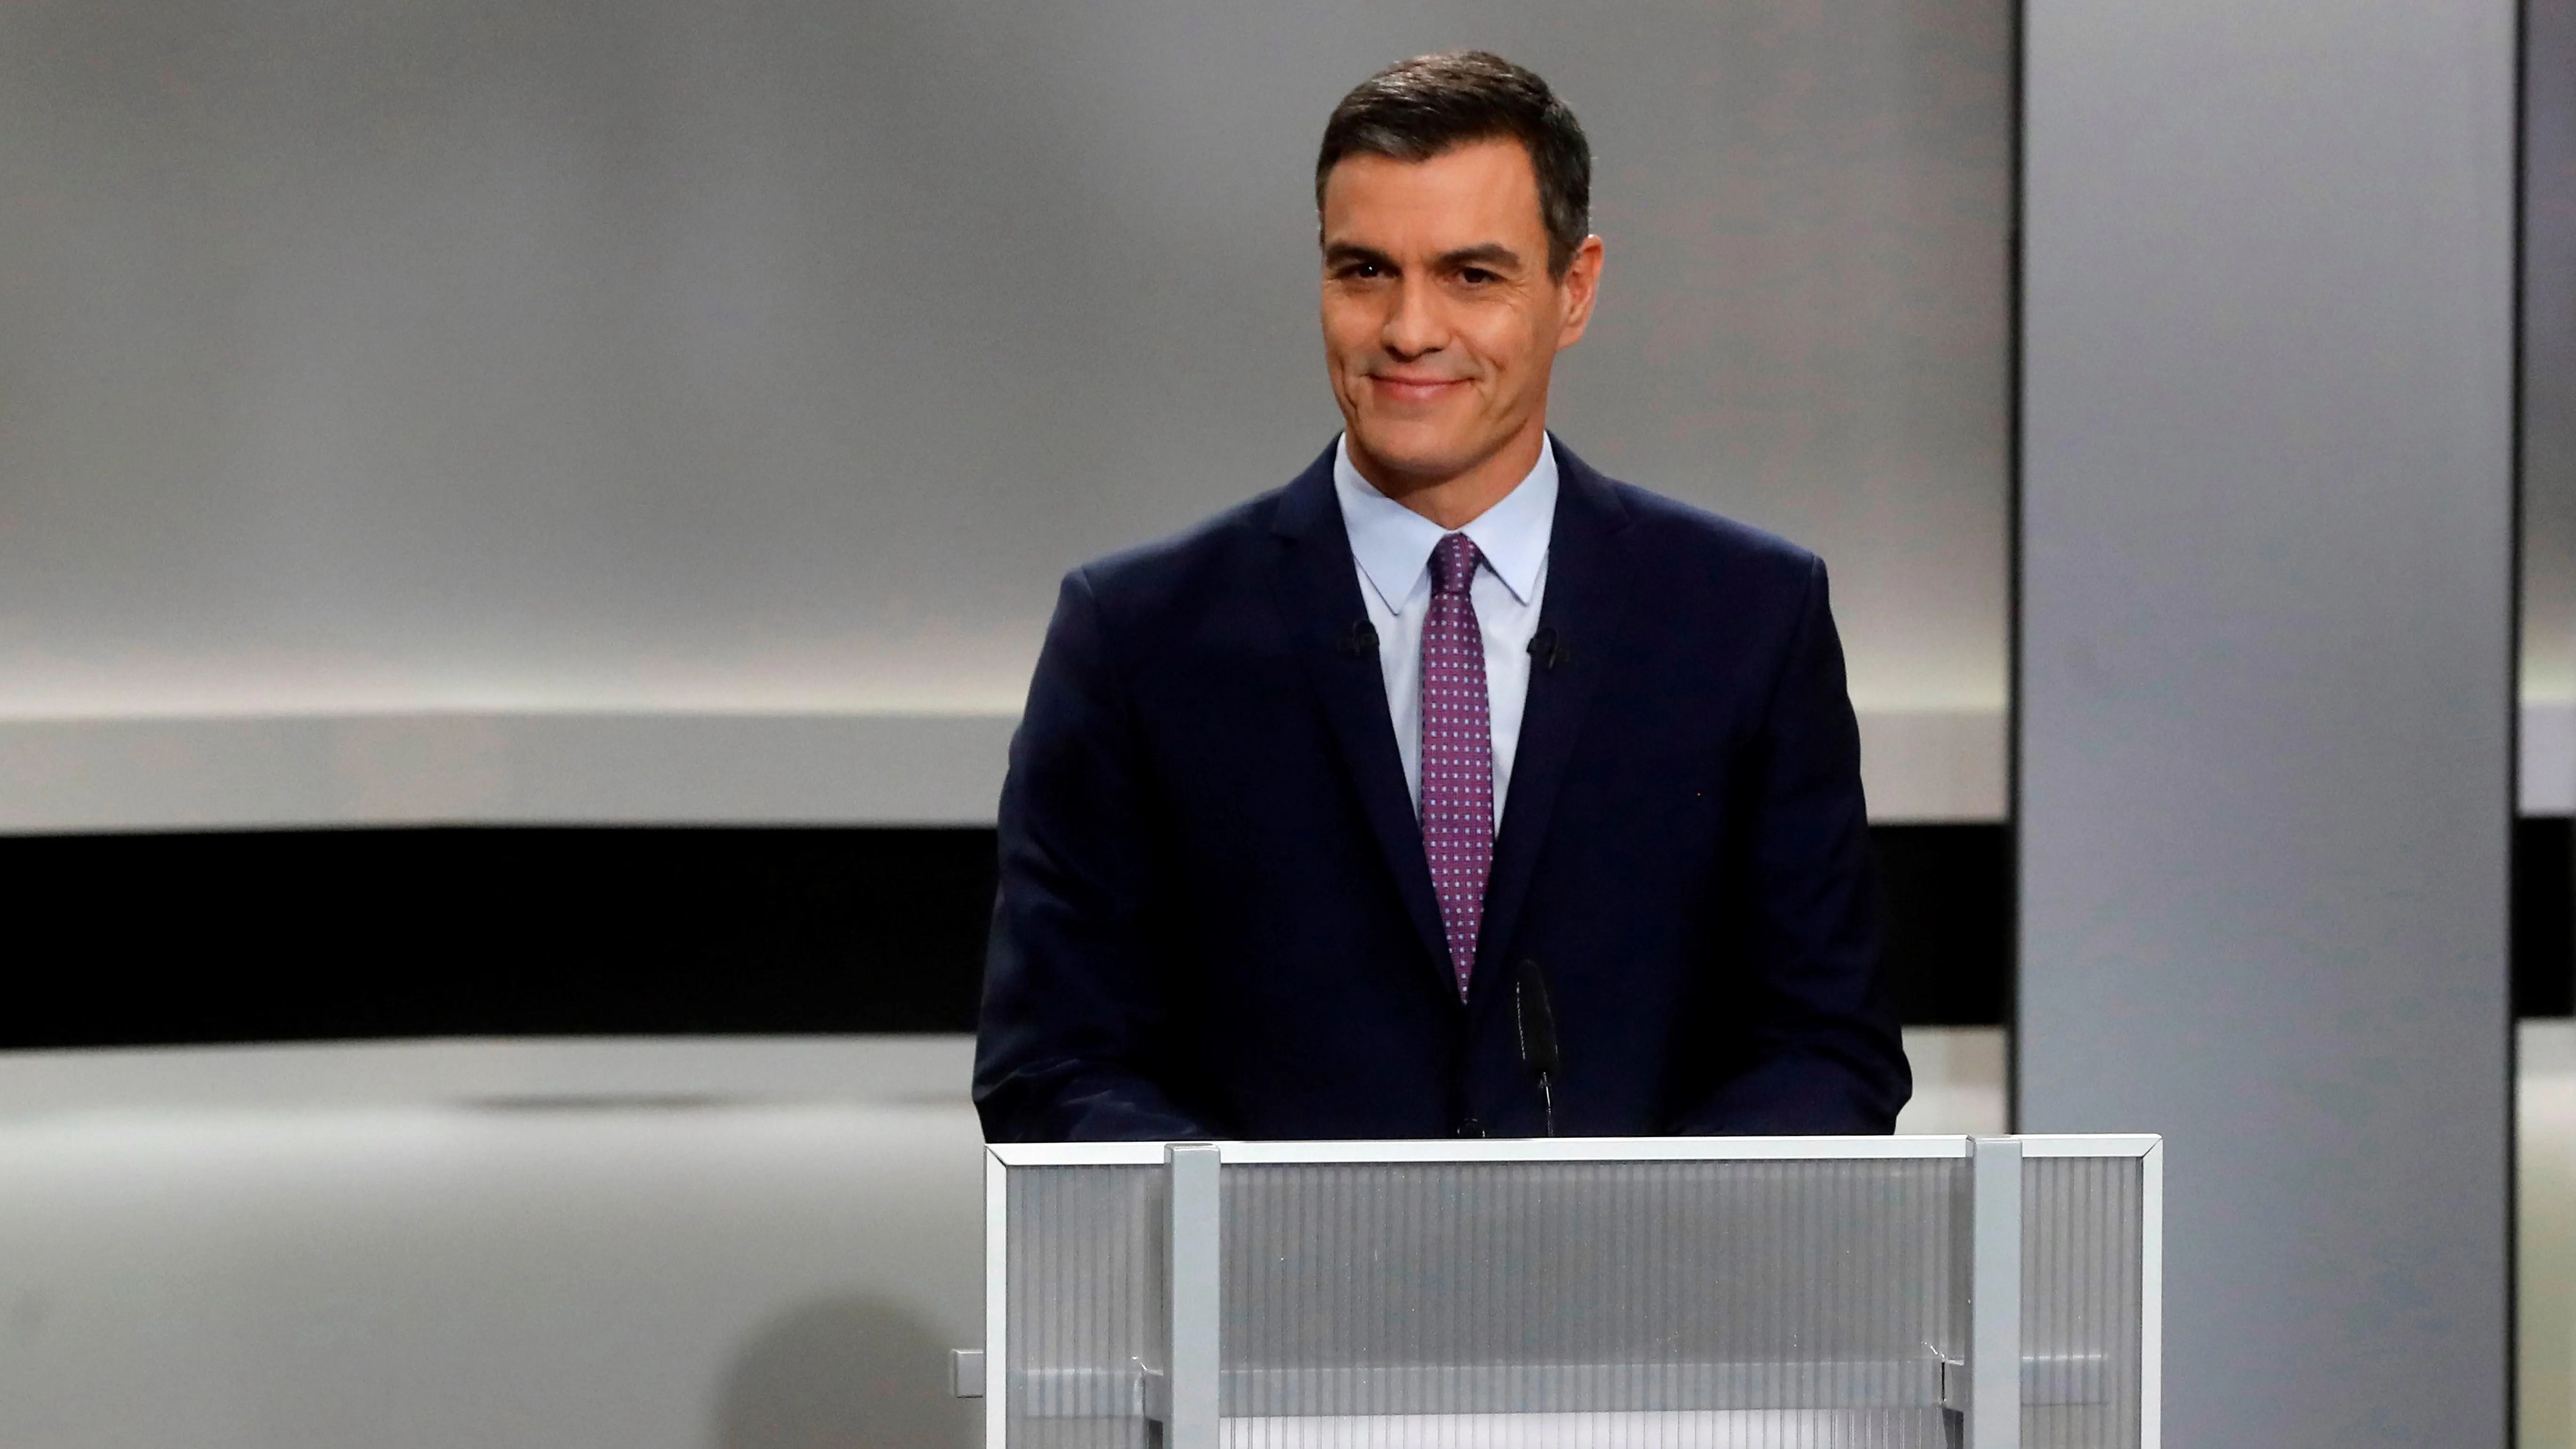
top-left (1381, 279), bottom-right (1445, 359)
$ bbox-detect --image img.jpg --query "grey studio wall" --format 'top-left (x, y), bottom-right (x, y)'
top-left (0, 0), bottom-right (2014, 829)
top-left (0, 8), bottom-right (2022, 1449)
top-left (2022, 3), bottom-right (2518, 1448)
top-left (0, 3), bottom-right (2562, 1449)
top-left (2533, 0), bottom-right (2576, 748)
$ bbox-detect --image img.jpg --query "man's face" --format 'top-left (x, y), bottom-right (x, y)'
top-left (1320, 137), bottom-right (1601, 493)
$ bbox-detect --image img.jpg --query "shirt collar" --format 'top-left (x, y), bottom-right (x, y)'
top-left (1332, 433), bottom-right (1558, 611)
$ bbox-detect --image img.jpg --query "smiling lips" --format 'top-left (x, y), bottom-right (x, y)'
top-left (1370, 373), bottom-right (1470, 405)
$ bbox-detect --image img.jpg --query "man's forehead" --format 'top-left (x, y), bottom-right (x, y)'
top-left (1320, 140), bottom-right (1547, 245)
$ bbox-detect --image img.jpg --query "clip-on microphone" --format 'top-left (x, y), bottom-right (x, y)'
top-left (1339, 620), bottom-right (1379, 658)
top-left (1527, 628), bottom-right (1570, 671)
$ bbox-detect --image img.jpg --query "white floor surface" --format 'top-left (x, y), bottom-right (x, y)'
top-left (0, 1025), bottom-right (2555, 1448)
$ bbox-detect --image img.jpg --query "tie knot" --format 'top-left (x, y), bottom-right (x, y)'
top-left (1430, 532), bottom-right (1481, 596)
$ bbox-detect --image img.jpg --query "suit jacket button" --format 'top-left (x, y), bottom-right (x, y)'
top-left (1455, 1117), bottom-right (1485, 1139)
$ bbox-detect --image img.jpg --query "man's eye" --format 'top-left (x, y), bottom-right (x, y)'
top-left (1458, 268), bottom-right (1496, 285)
top-left (1344, 262), bottom-right (1385, 280)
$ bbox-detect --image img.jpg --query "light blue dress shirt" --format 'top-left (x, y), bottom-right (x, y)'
top-left (1331, 432), bottom-right (1558, 825)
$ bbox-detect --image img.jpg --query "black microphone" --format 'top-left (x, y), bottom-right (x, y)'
top-left (1527, 628), bottom-right (1570, 671)
top-left (1513, 958), bottom-right (1562, 1136)
top-left (1338, 620), bottom-right (1379, 658)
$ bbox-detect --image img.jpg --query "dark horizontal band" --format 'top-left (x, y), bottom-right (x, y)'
top-left (0, 819), bottom-right (2562, 1048)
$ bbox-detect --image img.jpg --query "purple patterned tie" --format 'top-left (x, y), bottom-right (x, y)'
top-left (1421, 532), bottom-right (1494, 1000)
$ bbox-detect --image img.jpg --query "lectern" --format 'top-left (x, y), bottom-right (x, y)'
top-left (954, 1136), bottom-right (2160, 1449)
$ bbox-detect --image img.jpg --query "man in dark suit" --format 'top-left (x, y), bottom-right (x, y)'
top-left (974, 51), bottom-right (1908, 1141)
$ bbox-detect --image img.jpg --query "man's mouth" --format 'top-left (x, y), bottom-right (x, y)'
top-left (1371, 374), bottom-right (1468, 405)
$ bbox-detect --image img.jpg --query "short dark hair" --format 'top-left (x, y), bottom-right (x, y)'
top-left (1316, 51), bottom-right (1592, 278)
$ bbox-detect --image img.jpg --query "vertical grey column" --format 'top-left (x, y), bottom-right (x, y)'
top-left (1967, 1137), bottom-right (2023, 1449)
top-left (1165, 1144), bottom-right (1221, 1449)
top-left (2020, 4), bottom-right (2515, 1447)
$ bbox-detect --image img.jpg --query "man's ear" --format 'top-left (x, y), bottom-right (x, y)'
top-left (1555, 234), bottom-right (1605, 349)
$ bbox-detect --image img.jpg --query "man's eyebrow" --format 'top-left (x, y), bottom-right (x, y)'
top-left (1322, 242), bottom-right (1396, 269)
top-left (1437, 243), bottom-right (1522, 271)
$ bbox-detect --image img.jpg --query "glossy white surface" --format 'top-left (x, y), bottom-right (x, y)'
top-left (0, 1030), bottom-right (1995, 1449)
top-left (2524, 1021), bottom-right (2576, 1449)
top-left (0, 706), bottom-right (2015, 831)
top-left (0, 1099), bottom-right (986, 1449)
top-left (0, 1027), bottom-right (2555, 1449)
top-left (1891, 1025), bottom-right (2006, 1136)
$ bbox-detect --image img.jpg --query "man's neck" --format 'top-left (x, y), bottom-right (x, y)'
top-left (1348, 423), bottom-right (1547, 532)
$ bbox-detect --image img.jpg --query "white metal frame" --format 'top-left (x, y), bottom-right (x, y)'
top-left (974, 1134), bottom-right (2162, 1449)
top-left (983, 1148), bottom-right (1009, 1449)
top-left (1968, 1136), bottom-right (2024, 1449)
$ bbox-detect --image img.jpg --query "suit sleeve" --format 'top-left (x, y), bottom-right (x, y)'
top-left (1673, 557), bottom-right (1913, 1134)
top-left (973, 567), bottom-right (1217, 1142)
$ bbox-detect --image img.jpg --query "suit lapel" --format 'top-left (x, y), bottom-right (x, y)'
top-left (1469, 443), bottom-right (1635, 1002)
top-left (1264, 450), bottom-right (1455, 984)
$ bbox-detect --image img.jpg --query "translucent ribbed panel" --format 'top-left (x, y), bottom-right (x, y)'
top-left (1006, 1165), bottom-right (1164, 1449)
top-left (1219, 1158), bottom-right (1969, 1449)
top-left (2021, 1156), bottom-right (2145, 1449)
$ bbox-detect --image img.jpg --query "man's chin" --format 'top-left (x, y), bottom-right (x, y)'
top-left (1347, 427), bottom-right (1482, 491)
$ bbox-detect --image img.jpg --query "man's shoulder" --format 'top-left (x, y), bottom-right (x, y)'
top-left (1062, 486), bottom-right (1292, 635)
top-left (1063, 446), bottom-right (1336, 619)
top-left (1570, 455), bottom-right (1823, 601)
top-left (1078, 489), bottom-right (1280, 586)
top-left (1060, 446), bottom-right (1828, 616)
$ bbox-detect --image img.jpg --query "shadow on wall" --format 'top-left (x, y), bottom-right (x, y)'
top-left (716, 1294), bottom-right (975, 1449)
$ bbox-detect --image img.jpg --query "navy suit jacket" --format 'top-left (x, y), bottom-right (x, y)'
top-left (974, 440), bottom-right (1908, 1140)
